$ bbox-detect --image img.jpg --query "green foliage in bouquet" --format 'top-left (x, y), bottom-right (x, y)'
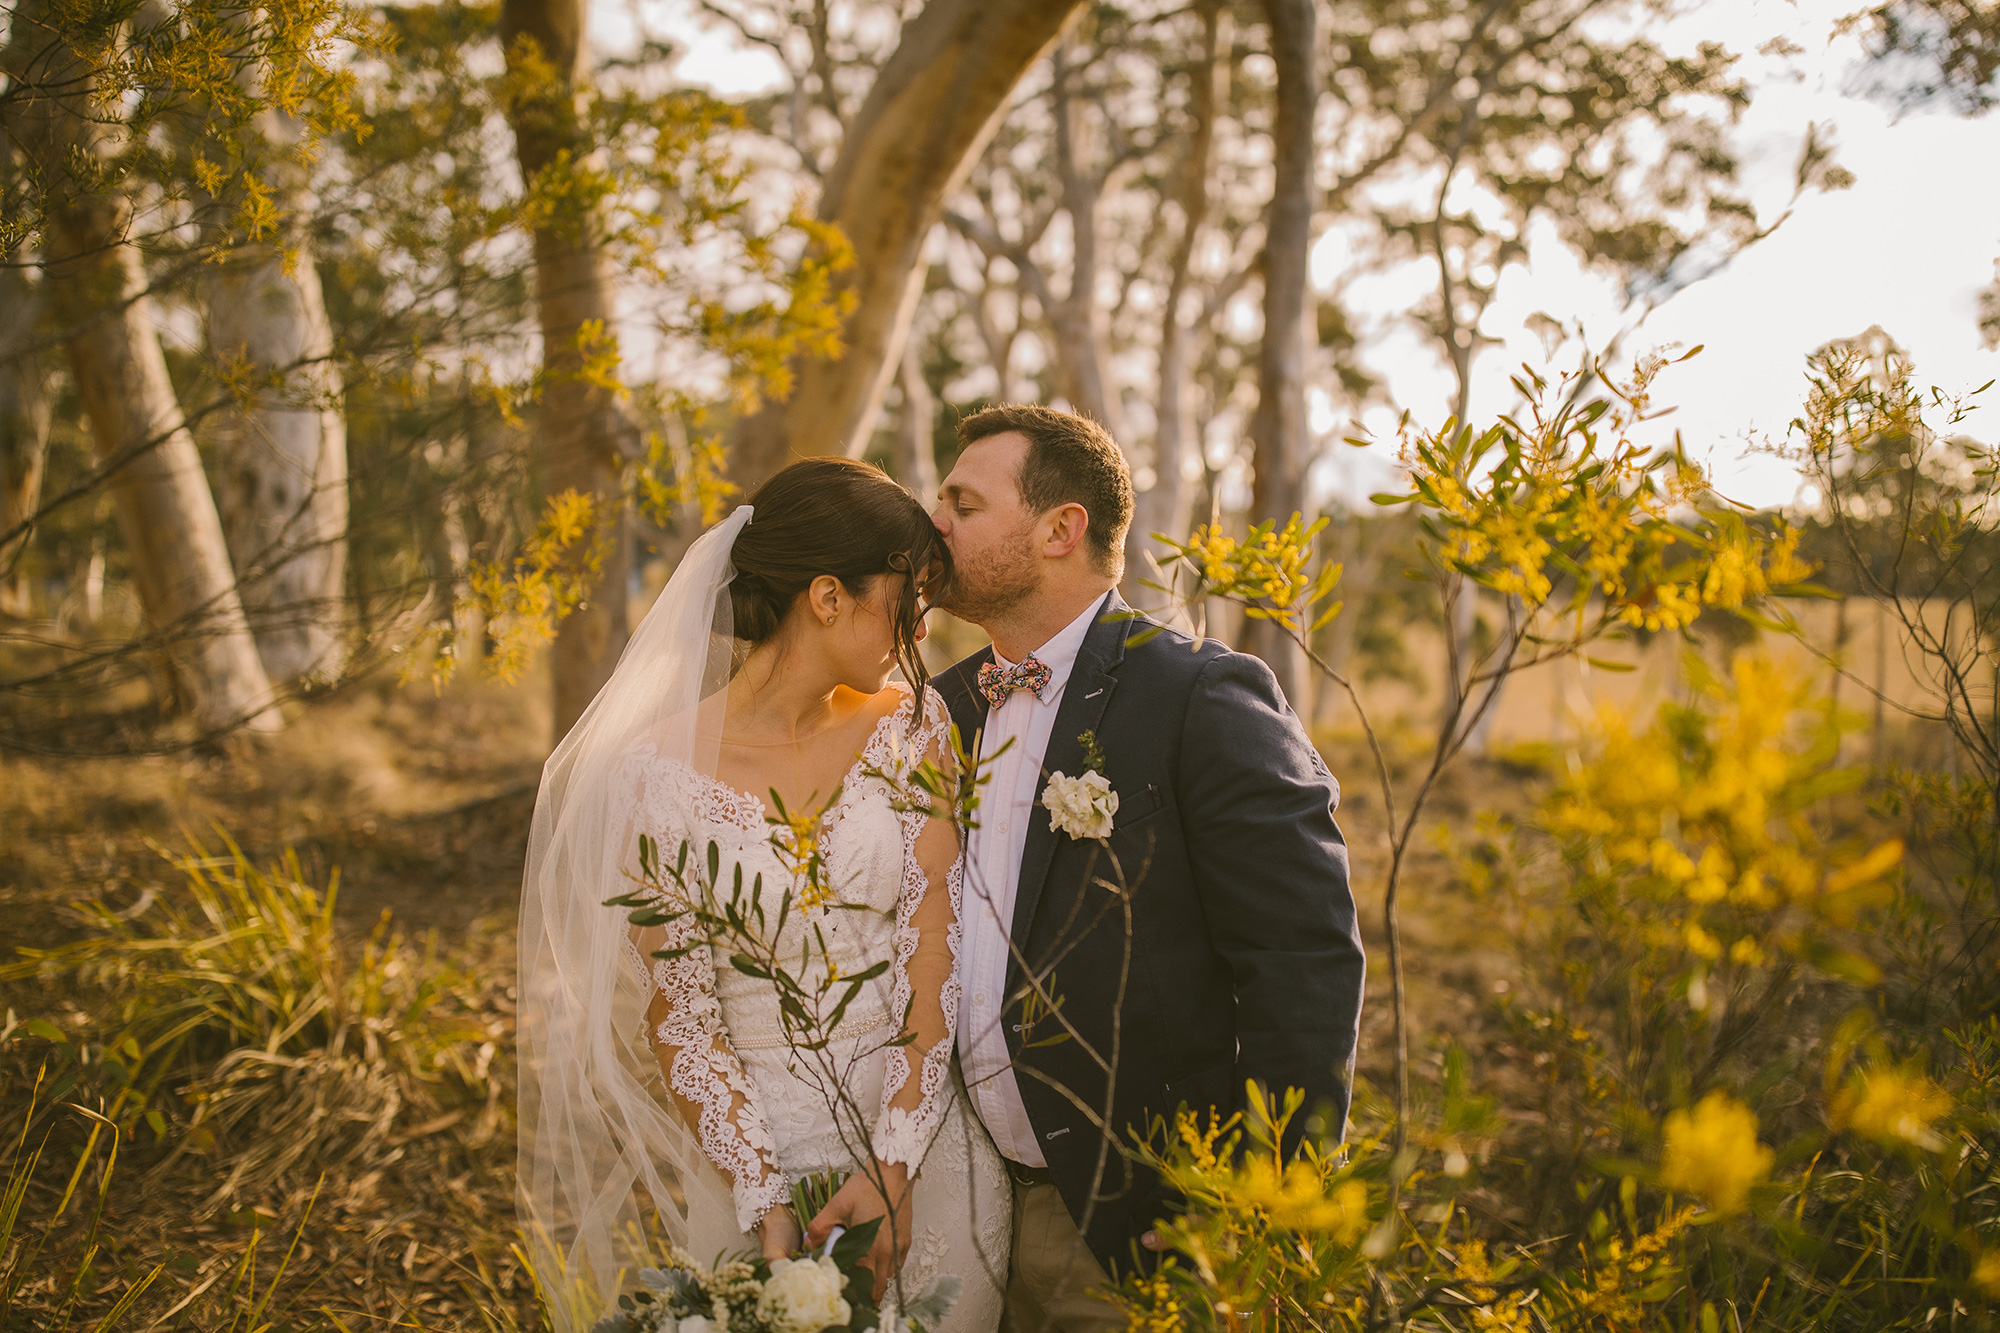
top-left (588, 1215), bottom-right (965, 1333)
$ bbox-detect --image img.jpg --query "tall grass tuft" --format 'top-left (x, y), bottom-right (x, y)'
top-left (4, 834), bottom-right (500, 1211)
top-left (0, 1071), bottom-right (163, 1329)
top-left (1, 835), bottom-right (523, 1327)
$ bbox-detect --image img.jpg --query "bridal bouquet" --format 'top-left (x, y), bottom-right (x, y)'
top-left (590, 1215), bottom-right (960, 1333)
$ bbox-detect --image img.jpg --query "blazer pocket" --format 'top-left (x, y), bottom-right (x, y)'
top-left (1114, 783), bottom-right (1167, 832)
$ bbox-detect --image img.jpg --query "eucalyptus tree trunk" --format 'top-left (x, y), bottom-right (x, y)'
top-left (500, 0), bottom-right (637, 740)
top-left (207, 126), bottom-right (349, 683)
top-left (729, 0), bottom-right (1085, 491)
top-left (1245, 0), bottom-right (1316, 707)
top-left (894, 342), bottom-right (939, 501)
top-left (1043, 40), bottom-right (1125, 443)
top-left (3, 2), bottom-right (280, 732)
top-left (1131, 0), bottom-right (1226, 595)
top-left (0, 257), bottom-right (50, 619)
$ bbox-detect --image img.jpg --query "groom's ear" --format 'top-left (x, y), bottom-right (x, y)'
top-left (1041, 501), bottom-right (1090, 560)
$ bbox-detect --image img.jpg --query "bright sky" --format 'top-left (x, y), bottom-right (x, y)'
top-left (635, 0), bottom-right (2000, 512)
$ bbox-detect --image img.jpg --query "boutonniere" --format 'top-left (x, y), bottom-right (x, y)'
top-left (1043, 729), bottom-right (1118, 841)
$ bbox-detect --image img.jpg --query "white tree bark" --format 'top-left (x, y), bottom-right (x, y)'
top-left (1042, 40), bottom-right (1126, 443)
top-left (4, 1), bottom-right (280, 732)
top-left (207, 120), bottom-right (349, 684)
top-left (1131, 0), bottom-right (1227, 593)
top-left (894, 340), bottom-right (939, 501)
top-left (730, 0), bottom-right (1086, 490)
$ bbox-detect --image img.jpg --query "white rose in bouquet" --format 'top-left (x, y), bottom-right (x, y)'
top-left (1041, 770), bottom-right (1119, 840)
top-left (756, 1255), bottom-right (851, 1333)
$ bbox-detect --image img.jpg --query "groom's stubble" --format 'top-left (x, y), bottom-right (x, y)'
top-left (936, 518), bottom-right (1043, 629)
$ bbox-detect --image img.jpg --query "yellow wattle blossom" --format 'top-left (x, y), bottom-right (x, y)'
top-left (769, 803), bottom-right (836, 913)
top-left (1122, 1270), bottom-right (1185, 1333)
top-left (1658, 1092), bottom-right (1772, 1215)
top-left (1228, 1154), bottom-right (1371, 1245)
top-left (1451, 1240), bottom-right (1533, 1332)
top-left (1559, 1207), bottom-right (1697, 1324)
top-left (1178, 515), bottom-right (1343, 636)
top-left (1174, 1108), bottom-right (1223, 1172)
top-left (1833, 1067), bottom-right (1952, 1152)
top-left (453, 489), bottom-right (612, 685)
top-left (1681, 920), bottom-right (1723, 960)
top-left (1541, 658), bottom-right (1887, 989)
top-left (1619, 580), bottom-right (1703, 632)
top-left (1764, 522), bottom-right (1814, 585)
top-left (1728, 936), bottom-right (1766, 967)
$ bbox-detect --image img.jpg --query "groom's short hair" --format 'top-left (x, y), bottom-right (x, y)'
top-left (957, 403), bottom-right (1133, 576)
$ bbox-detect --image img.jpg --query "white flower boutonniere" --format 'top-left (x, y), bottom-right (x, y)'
top-left (1043, 731), bottom-right (1118, 841)
top-left (1043, 770), bottom-right (1119, 840)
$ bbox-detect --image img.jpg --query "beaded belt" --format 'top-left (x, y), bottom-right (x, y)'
top-left (727, 1006), bottom-right (895, 1053)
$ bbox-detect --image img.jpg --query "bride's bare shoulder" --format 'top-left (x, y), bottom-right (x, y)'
top-left (841, 682), bottom-right (913, 725)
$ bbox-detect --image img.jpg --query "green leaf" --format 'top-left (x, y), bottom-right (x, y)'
top-left (830, 1215), bottom-right (884, 1270)
top-left (1583, 657), bottom-right (1637, 673)
top-left (20, 1018), bottom-right (69, 1044)
top-left (1369, 492), bottom-right (1414, 506)
top-left (729, 954), bottom-right (772, 981)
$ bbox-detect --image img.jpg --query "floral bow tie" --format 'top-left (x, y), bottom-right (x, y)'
top-left (978, 655), bottom-right (1052, 708)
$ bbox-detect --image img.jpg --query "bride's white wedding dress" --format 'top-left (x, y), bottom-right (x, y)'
top-left (621, 683), bottom-right (1010, 1331)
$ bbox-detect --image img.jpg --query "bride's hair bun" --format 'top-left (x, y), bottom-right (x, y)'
top-left (726, 571), bottom-right (783, 644)
top-left (726, 457), bottom-right (950, 696)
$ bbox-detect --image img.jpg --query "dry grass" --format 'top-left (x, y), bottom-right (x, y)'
top-left (1, 672), bottom-right (548, 1330)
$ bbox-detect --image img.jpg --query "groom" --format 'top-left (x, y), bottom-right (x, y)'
top-left (929, 405), bottom-right (1366, 1333)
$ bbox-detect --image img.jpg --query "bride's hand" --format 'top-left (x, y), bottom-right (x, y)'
top-left (757, 1204), bottom-right (803, 1261)
top-left (804, 1161), bottom-right (912, 1301)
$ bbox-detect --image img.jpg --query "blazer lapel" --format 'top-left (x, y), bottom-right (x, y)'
top-left (936, 647), bottom-right (993, 752)
top-left (1011, 591), bottom-right (1134, 946)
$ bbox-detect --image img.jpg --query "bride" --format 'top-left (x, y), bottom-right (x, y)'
top-left (518, 458), bottom-right (1010, 1333)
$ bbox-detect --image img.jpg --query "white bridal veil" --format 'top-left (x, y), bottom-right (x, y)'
top-left (517, 505), bottom-right (754, 1328)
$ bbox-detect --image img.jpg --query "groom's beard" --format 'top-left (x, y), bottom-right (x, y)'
top-left (938, 530), bottom-right (1040, 627)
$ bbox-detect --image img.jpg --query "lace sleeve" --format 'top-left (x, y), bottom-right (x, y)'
top-left (625, 757), bottom-right (790, 1235)
top-left (872, 690), bottom-right (963, 1168)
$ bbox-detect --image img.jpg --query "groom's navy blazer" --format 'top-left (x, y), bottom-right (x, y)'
top-left (936, 590), bottom-right (1365, 1277)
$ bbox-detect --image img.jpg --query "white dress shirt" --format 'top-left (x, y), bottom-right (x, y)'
top-left (956, 592), bottom-right (1109, 1166)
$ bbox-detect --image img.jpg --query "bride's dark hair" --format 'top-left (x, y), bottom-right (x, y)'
top-left (729, 457), bottom-right (950, 702)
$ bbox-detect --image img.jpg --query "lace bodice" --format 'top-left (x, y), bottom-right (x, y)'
top-left (620, 685), bottom-right (963, 1233)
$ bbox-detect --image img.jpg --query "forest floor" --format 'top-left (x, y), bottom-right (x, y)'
top-left (0, 667), bottom-right (1535, 1329)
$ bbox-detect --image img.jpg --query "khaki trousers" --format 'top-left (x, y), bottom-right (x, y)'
top-left (1002, 1177), bottom-right (1124, 1333)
